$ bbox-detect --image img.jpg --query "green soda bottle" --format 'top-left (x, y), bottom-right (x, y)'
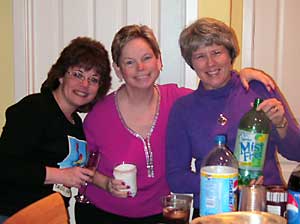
top-left (234, 98), bottom-right (271, 186)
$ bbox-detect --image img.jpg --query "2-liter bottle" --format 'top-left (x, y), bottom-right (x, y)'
top-left (200, 135), bottom-right (238, 216)
top-left (234, 98), bottom-right (271, 186)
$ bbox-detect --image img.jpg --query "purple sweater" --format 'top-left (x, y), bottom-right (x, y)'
top-left (166, 72), bottom-right (300, 209)
top-left (83, 84), bottom-right (191, 217)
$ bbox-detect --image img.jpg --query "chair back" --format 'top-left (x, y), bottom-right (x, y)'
top-left (4, 193), bottom-right (69, 224)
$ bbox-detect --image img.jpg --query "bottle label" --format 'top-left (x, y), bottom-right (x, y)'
top-left (267, 204), bottom-right (282, 216)
top-left (200, 166), bottom-right (238, 216)
top-left (287, 189), bottom-right (300, 224)
top-left (234, 129), bottom-right (269, 170)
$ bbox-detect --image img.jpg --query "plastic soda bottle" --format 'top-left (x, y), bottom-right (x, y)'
top-left (234, 98), bottom-right (271, 186)
top-left (200, 135), bottom-right (238, 216)
top-left (287, 164), bottom-right (300, 224)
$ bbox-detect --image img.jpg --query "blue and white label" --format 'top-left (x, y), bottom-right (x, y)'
top-left (200, 166), bottom-right (238, 216)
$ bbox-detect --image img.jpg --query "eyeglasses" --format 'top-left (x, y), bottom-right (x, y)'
top-left (67, 71), bottom-right (100, 86)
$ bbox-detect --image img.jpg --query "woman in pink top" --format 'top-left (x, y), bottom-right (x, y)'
top-left (75, 24), bottom-right (274, 224)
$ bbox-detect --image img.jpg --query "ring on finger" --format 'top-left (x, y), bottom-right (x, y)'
top-left (108, 179), bottom-right (113, 192)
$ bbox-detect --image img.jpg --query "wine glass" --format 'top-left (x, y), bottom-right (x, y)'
top-left (75, 151), bottom-right (100, 203)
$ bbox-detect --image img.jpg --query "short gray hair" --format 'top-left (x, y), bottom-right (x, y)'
top-left (179, 17), bottom-right (240, 69)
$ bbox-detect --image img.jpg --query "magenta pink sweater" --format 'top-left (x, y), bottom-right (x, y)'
top-left (83, 84), bottom-right (191, 217)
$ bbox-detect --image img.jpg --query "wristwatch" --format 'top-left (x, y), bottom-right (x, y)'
top-left (276, 117), bottom-right (288, 128)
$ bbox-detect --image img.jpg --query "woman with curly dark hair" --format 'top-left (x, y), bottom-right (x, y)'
top-left (0, 36), bottom-right (111, 222)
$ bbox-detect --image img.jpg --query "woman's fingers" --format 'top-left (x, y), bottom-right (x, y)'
top-left (107, 178), bottom-right (128, 198)
top-left (257, 99), bottom-right (286, 126)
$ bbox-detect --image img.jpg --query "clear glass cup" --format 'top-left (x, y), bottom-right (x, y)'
top-left (75, 151), bottom-right (100, 203)
top-left (162, 194), bottom-right (192, 224)
top-left (238, 184), bottom-right (266, 212)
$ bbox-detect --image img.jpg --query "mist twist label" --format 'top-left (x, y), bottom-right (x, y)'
top-left (234, 130), bottom-right (269, 185)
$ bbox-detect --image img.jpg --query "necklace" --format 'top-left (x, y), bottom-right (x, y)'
top-left (114, 85), bottom-right (160, 178)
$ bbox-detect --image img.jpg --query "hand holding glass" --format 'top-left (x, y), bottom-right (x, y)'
top-left (75, 151), bottom-right (100, 203)
top-left (113, 163), bottom-right (137, 197)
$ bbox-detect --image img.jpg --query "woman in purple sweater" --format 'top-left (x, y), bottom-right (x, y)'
top-left (75, 24), bottom-right (275, 224)
top-left (166, 17), bottom-right (300, 217)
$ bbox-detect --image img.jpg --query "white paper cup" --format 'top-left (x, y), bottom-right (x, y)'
top-left (113, 163), bottom-right (137, 197)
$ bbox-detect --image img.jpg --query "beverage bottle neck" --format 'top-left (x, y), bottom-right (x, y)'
top-left (253, 98), bottom-right (263, 109)
top-left (217, 142), bottom-right (225, 148)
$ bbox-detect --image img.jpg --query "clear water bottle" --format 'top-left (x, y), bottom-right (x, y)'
top-left (200, 135), bottom-right (239, 216)
top-left (287, 164), bottom-right (300, 224)
top-left (234, 98), bottom-right (271, 186)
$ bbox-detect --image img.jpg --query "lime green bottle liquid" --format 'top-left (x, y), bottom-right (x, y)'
top-left (234, 98), bottom-right (271, 186)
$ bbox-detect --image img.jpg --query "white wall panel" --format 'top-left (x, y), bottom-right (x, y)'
top-left (33, 0), bottom-right (60, 93)
top-left (159, 0), bottom-right (199, 89)
top-left (94, 0), bottom-right (124, 48)
top-left (61, 0), bottom-right (95, 43)
top-left (159, 0), bottom-right (185, 86)
top-left (184, 0), bottom-right (199, 90)
top-left (14, 0), bottom-right (198, 99)
top-left (253, 0), bottom-right (279, 80)
top-left (253, 0), bottom-right (299, 121)
top-left (242, 0), bottom-right (254, 67)
top-left (243, 0), bottom-right (300, 120)
top-left (13, 0), bottom-right (28, 101)
top-left (243, 0), bottom-right (300, 184)
top-left (280, 0), bottom-right (300, 123)
top-left (127, 0), bottom-right (153, 25)
top-left (94, 0), bottom-right (125, 91)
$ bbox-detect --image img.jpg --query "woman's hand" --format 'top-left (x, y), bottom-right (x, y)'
top-left (106, 177), bottom-right (129, 198)
top-left (92, 172), bottom-right (130, 198)
top-left (256, 98), bottom-right (287, 127)
top-left (238, 176), bottom-right (264, 191)
top-left (256, 98), bottom-right (288, 138)
top-left (239, 67), bottom-right (275, 92)
top-left (45, 166), bottom-right (95, 189)
top-left (249, 176), bottom-right (264, 185)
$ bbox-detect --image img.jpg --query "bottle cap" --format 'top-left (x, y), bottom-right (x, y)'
top-left (254, 98), bottom-right (263, 108)
top-left (215, 135), bottom-right (226, 144)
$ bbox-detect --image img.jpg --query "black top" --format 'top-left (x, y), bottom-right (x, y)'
top-left (0, 90), bottom-right (86, 215)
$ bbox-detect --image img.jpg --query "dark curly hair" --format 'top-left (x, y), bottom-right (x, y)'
top-left (41, 37), bottom-right (111, 112)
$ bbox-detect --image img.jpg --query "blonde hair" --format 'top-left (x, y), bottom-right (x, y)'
top-left (111, 24), bottom-right (161, 66)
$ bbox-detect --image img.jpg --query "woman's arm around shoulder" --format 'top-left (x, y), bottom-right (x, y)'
top-left (239, 67), bottom-right (275, 92)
